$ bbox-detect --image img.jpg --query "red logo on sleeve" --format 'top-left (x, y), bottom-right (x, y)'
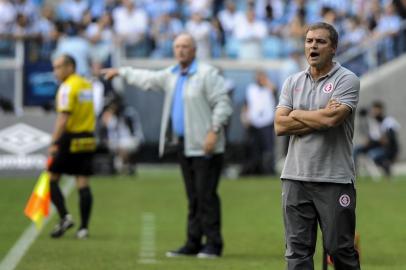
top-left (323, 83), bottom-right (334, 93)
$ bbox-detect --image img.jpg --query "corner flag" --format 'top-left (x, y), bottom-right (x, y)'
top-left (24, 171), bottom-right (51, 229)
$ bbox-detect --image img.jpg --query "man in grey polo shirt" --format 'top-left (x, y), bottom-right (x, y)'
top-left (274, 22), bottom-right (361, 270)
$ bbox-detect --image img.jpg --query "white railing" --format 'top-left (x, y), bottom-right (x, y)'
top-left (337, 20), bottom-right (406, 73)
top-left (0, 41), bottom-right (24, 115)
top-left (114, 53), bottom-right (288, 71)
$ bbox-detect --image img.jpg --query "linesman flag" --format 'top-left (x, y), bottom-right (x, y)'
top-left (24, 171), bottom-right (51, 229)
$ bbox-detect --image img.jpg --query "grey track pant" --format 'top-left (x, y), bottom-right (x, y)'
top-left (282, 179), bottom-right (361, 270)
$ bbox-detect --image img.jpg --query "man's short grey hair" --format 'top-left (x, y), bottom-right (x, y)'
top-left (305, 22), bottom-right (339, 49)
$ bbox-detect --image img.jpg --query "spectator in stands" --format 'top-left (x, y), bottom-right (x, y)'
top-left (112, 0), bottom-right (149, 57)
top-left (351, 0), bottom-right (370, 19)
top-left (80, 10), bottom-right (93, 29)
top-left (285, 0), bottom-right (308, 24)
top-left (88, 0), bottom-right (108, 19)
top-left (283, 12), bottom-right (307, 54)
top-left (339, 15), bottom-right (368, 75)
top-left (36, 4), bottom-right (58, 60)
top-left (56, 0), bottom-right (89, 23)
top-left (354, 101), bottom-right (400, 177)
top-left (99, 95), bottom-right (144, 175)
top-left (262, 0), bottom-right (288, 35)
top-left (0, 0), bottom-right (16, 55)
top-left (341, 15), bottom-right (368, 51)
top-left (0, 0), bottom-right (16, 35)
top-left (185, 0), bottom-right (213, 19)
top-left (186, 12), bottom-right (212, 59)
top-left (365, 0), bottom-right (383, 32)
top-left (233, 6), bottom-right (267, 59)
top-left (240, 70), bottom-right (277, 176)
top-left (103, 0), bottom-right (121, 14)
top-left (101, 33), bottom-right (232, 258)
top-left (393, 0), bottom-right (406, 53)
top-left (10, 11), bottom-right (41, 61)
top-left (151, 12), bottom-right (183, 58)
top-left (11, 13), bottom-right (39, 41)
top-left (319, 0), bottom-right (353, 17)
top-left (320, 6), bottom-right (344, 37)
top-left (85, 12), bottom-right (114, 66)
top-left (253, 0), bottom-right (285, 22)
top-left (54, 22), bottom-right (92, 77)
top-left (212, 0), bottom-right (224, 16)
top-left (218, 1), bottom-right (241, 37)
top-left (372, 1), bottom-right (403, 62)
top-left (209, 16), bottom-right (225, 58)
top-left (141, 0), bottom-right (177, 21)
top-left (13, 0), bottom-right (39, 25)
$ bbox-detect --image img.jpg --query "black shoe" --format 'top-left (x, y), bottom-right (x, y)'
top-left (50, 214), bottom-right (74, 238)
top-left (197, 246), bottom-right (222, 259)
top-left (166, 246), bottom-right (200, 257)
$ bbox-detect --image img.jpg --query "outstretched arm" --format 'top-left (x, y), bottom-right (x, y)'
top-left (274, 107), bottom-right (315, 136)
top-left (100, 67), bottom-right (167, 91)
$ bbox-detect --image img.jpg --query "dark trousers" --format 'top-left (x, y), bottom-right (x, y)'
top-left (177, 144), bottom-right (224, 253)
top-left (241, 124), bottom-right (275, 175)
top-left (282, 179), bottom-right (360, 270)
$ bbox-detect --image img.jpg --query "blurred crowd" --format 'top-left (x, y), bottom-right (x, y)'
top-left (1, 0), bottom-right (406, 72)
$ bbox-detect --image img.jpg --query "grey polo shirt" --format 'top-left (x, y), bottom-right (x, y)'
top-left (277, 62), bottom-right (360, 184)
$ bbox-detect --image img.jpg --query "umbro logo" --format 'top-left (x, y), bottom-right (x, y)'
top-left (0, 123), bottom-right (51, 155)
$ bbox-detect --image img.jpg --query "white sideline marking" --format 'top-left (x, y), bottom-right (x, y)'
top-left (0, 178), bottom-right (75, 270)
top-left (138, 213), bottom-right (157, 264)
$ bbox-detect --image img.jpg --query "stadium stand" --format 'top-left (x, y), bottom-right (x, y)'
top-left (1, 0), bottom-right (406, 164)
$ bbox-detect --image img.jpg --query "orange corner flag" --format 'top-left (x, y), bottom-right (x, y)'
top-left (24, 171), bottom-right (51, 229)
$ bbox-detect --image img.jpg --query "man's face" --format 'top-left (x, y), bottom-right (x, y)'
top-left (256, 72), bottom-right (267, 86)
top-left (305, 29), bottom-right (336, 69)
top-left (122, 0), bottom-right (133, 9)
top-left (173, 34), bottom-right (196, 67)
top-left (53, 57), bottom-right (71, 82)
top-left (370, 106), bottom-right (384, 120)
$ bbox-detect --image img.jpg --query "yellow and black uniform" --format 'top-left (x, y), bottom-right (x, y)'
top-left (49, 74), bottom-right (96, 175)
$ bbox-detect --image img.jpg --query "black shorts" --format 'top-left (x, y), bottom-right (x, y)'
top-left (48, 132), bottom-right (96, 176)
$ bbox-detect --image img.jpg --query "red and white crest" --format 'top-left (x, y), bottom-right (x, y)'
top-left (323, 83), bottom-right (334, 93)
top-left (339, 194), bottom-right (351, 207)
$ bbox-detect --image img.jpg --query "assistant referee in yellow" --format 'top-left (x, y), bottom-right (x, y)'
top-left (48, 54), bottom-right (96, 239)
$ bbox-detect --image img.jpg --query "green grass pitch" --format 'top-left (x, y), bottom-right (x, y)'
top-left (1, 167), bottom-right (406, 270)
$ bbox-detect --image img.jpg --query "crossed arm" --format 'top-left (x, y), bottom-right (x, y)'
top-left (274, 99), bottom-right (351, 136)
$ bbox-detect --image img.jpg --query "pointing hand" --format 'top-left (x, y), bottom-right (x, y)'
top-left (100, 68), bottom-right (119, 80)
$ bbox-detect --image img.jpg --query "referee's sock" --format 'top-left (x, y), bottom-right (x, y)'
top-left (79, 187), bottom-right (93, 229)
top-left (50, 181), bottom-right (68, 219)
